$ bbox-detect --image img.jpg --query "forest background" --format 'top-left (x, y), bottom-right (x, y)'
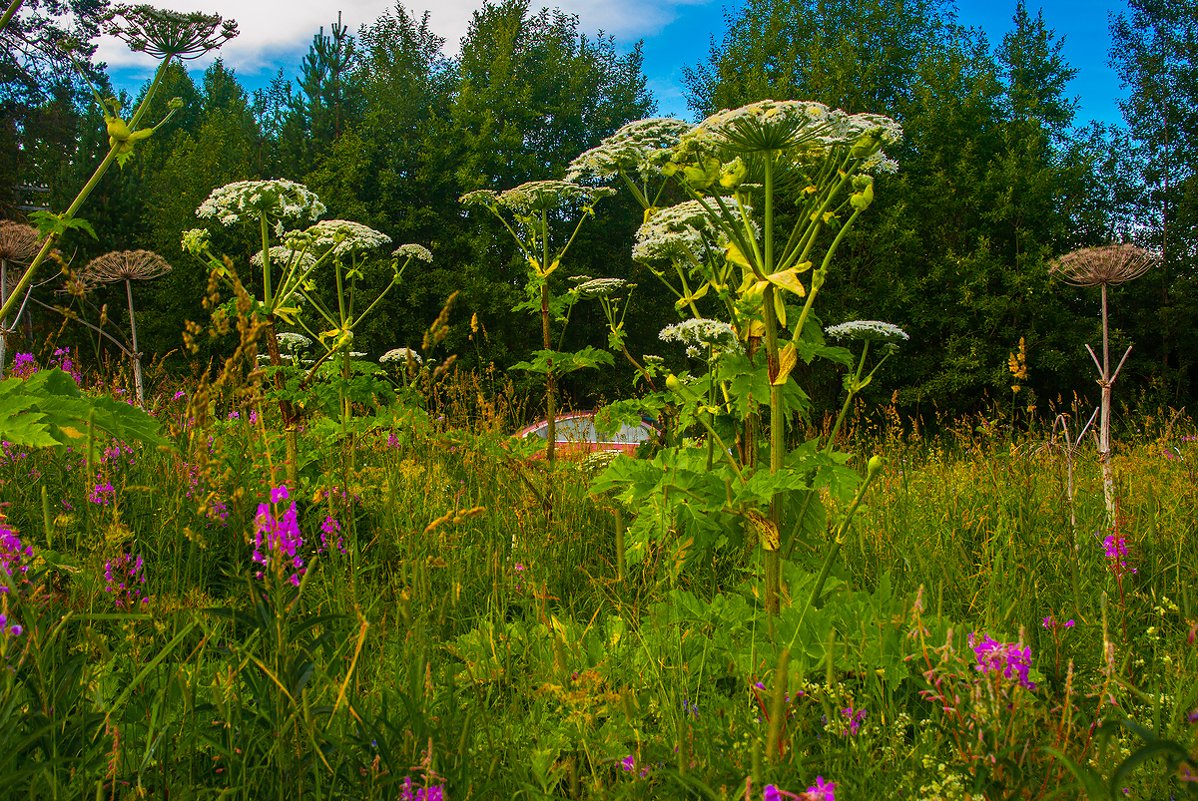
top-left (2, 0), bottom-right (1194, 418)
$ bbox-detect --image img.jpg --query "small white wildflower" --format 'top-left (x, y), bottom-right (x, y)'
top-left (380, 347), bottom-right (422, 365)
top-left (392, 243), bottom-right (433, 263)
top-left (349, 351), bottom-right (367, 359)
top-left (196, 179), bottom-right (326, 226)
top-left (660, 318), bottom-right (740, 358)
top-left (305, 220), bottom-right (391, 257)
top-left (824, 320), bottom-right (909, 343)
top-left (567, 117), bottom-right (694, 182)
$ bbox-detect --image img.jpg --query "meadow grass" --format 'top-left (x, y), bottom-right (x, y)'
top-left (0, 369), bottom-right (1195, 800)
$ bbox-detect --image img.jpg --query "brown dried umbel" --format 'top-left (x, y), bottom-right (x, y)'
top-left (104, 5), bottom-right (239, 61)
top-left (0, 221), bottom-right (41, 265)
top-left (1050, 242), bottom-right (1157, 527)
top-left (79, 249), bottom-right (172, 288)
top-left (80, 250), bottom-right (173, 407)
top-left (1050, 243), bottom-right (1158, 287)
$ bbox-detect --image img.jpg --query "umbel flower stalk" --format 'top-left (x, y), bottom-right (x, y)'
top-left (0, 221), bottom-right (40, 378)
top-left (1051, 244), bottom-right (1158, 525)
top-left (0, 5), bottom-right (236, 342)
top-left (79, 249), bottom-right (172, 406)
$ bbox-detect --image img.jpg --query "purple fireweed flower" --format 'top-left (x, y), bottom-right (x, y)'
top-left (253, 487), bottom-right (304, 586)
top-left (318, 515), bottom-right (346, 555)
top-left (1102, 534), bottom-right (1137, 577)
top-left (621, 755), bottom-right (635, 772)
top-left (173, 390), bottom-right (186, 401)
top-left (104, 552), bottom-right (148, 609)
top-left (1043, 615), bottom-right (1077, 631)
top-left (1, 523), bottom-right (34, 591)
top-left (0, 612), bottom-right (23, 639)
top-left (764, 785), bottom-right (783, 801)
top-left (386, 431), bottom-right (400, 449)
top-left (840, 706), bottom-right (866, 736)
top-left (400, 777), bottom-right (446, 801)
top-left (11, 352), bottom-right (36, 378)
top-left (88, 481), bottom-right (115, 505)
top-left (227, 410), bottom-right (240, 421)
top-left (51, 347), bottom-right (82, 384)
top-left (248, 409), bottom-right (259, 424)
top-left (805, 776), bottom-right (836, 801)
top-left (970, 633), bottom-right (1036, 690)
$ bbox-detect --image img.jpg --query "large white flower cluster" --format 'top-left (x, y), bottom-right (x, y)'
top-left (824, 320), bottom-right (909, 343)
top-left (660, 317), bottom-right (741, 358)
top-left (196, 179), bottom-right (326, 226)
top-left (567, 118), bottom-right (694, 182)
top-left (306, 220), bottom-right (391, 257)
top-left (633, 201), bottom-right (725, 265)
top-left (682, 100), bottom-right (902, 173)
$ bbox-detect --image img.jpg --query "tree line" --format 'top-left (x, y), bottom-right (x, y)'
top-left (1, 0), bottom-right (1195, 416)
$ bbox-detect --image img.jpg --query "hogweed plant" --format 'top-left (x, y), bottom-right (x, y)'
top-left (594, 101), bottom-right (901, 614)
top-left (77, 249), bottom-right (172, 406)
top-left (0, 4), bottom-right (236, 338)
top-left (461, 181), bottom-right (615, 462)
top-left (1051, 244), bottom-right (1158, 526)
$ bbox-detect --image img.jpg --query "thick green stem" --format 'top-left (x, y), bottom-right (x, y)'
top-left (260, 213), bottom-right (273, 308)
top-left (761, 155), bottom-right (784, 616)
top-left (0, 0), bottom-right (25, 34)
top-left (827, 341), bottom-right (869, 451)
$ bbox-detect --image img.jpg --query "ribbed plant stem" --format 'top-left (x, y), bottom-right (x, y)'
top-left (762, 155), bottom-right (783, 616)
top-left (1099, 282), bottom-right (1114, 525)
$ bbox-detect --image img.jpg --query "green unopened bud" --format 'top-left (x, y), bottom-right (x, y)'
top-left (850, 181), bottom-right (874, 212)
top-left (665, 373), bottom-right (684, 394)
top-left (867, 454), bottom-right (884, 478)
top-left (168, 97), bottom-right (184, 110)
top-left (719, 157), bottom-right (748, 189)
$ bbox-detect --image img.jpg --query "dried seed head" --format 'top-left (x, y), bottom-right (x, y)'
top-left (80, 250), bottom-right (172, 288)
top-left (1051, 244), bottom-right (1158, 287)
top-left (105, 5), bottom-right (238, 61)
top-left (0, 221), bottom-right (41, 264)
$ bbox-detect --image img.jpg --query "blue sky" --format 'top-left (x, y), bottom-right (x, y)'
top-left (104, 0), bottom-right (1130, 127)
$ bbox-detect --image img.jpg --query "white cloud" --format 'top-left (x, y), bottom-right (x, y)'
top-left (95, 0), bottom-right (714, 75)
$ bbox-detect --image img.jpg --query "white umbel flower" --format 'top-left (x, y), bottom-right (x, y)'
top-left (392, 244), bottom-right (433, 263)
top-left (567, 118), bottom-right (694, 182)
top-left (824, 320), bottom-right (909, 343)
top-left (461, 180), bottom-right (614, 214)
top-left (196, 179), bottom-right (326, 226)
top-left (380, 347), bottom-right (422, 365)
top-left (306, 220), bottom-right (391, 257)
top-left (660, 318), bottom-right (740, 358)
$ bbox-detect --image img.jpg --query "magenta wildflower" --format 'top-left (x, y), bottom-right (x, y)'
top-left (248, 409), bottom-right (259, 424)
top-left (318, 515), bottom-right (346, 555)
top-left (11, 352), bottom-right (36, 378)
top-left (253, 487), bottom-right (304, 586)
top-left (88, 481), bottom-right (115, 505)
top-left (621, 755), bottom-right (635, 772)
top-left (104, 552), bottom-right (148, 609)
top-left (764, 785), bottom-right (783, 801)
top-left (1102, 534), bottom-right (1136, 576)
top-left (400, 776), bottom-right (446, 801)
top-left (1, 523), bottom-right (34, 591)
top-left (173, 390), bottom-right (186, 401)
top-left (227, 410), bottom-right (240, 421)
top-left (51, 347), bottom-right (82, 384)
top-left (386, 431), bottom-right (400, 448)
top-left (805, 776), bottom-right (836, 801)
top-left (840, 706), bottom-right (866, 735)
top-left (1043, 615), bottom-right (1076, 631)
top-left (0, 613), bottom-right (23, 639)
top-left (970, 633), bottom-right (1036, 690)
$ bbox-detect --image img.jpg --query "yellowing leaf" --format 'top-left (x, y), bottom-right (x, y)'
top-left (773, 342), bottom-right (798, 386)
top-left (725, 241), bottom-right (752, 269)
top-left (766, 267), bottom-right (806, 298)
